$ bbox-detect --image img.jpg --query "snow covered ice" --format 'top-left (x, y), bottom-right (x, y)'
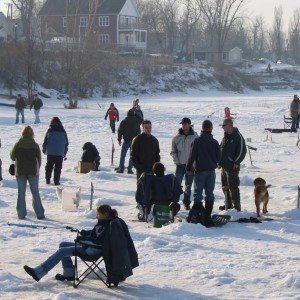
top-left (0, 89), bottom-right (300, 299)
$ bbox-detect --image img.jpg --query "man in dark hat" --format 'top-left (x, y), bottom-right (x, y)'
top-left (116, 109), bottom-right (141, 174)
top-left (218, 118), bottom-right (246, 211)
top-left (170, 117), bottom-right (198, 210)
top-left (186, 120), bottom-right (220, 227)
top-left (30, 94), bottom-right (43, 124)
top-left (15, 94), bottom-right (26, 124)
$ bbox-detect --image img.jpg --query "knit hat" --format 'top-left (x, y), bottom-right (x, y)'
top-left (202, 120), bottom-right (213, 132)
top-left (110, 103), bottom-right (114, 106)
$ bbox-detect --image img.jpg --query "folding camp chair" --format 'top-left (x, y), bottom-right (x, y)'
top-left (73, 240), bottom-right (112, 288)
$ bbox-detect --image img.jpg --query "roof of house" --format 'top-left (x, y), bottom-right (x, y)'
top-left (39, 0), bottom-right (127, 16)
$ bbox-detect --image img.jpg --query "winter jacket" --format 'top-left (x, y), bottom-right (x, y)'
top-left (131, 133), bottom-right (160, 170)
top-left (219, 127), bottom-right (246, 170)
top-left (80, 218), bottom-right (111, 246)
top-left (30, 98), bottom-right (43, 110)
top-left (102, 217), bottom-right (139, 285)
top-left (186, 131), bottom-right (220, 172)
top-left (10, 134), bottom-right (41, 176)
top-left (117, 115), bottom-right (141, 143)
top-left (105, 107), bottom-right (119, 121)
top-left (136, 173), bottom-right (183, 206)
top-left (42, 123), bottom-right (69, 156)
top-left (81, 142), bottom-right (100, 163)
top-left (131, 107), bottom-right (143, 123)
top-left (290, 98), bottom-right (300, 117)
top-left (15, 97), bottom-right (26, 110)
top-left (170, 127), bottom-right (198, 165)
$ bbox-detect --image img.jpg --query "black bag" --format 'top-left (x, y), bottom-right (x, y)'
top-left (9, 163), bottom-right (15, 176)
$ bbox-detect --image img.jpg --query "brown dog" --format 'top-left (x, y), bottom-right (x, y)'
top-left (253, 177), bottom-right (271, 217)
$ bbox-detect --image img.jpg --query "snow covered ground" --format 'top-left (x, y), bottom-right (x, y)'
top-left (0, 89), bottom-right (300, 300)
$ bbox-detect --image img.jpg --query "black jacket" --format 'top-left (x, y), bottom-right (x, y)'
top-left (81, 142), bottom-right (100, 162)
top-left (103, 217), bottom-right (139, 285)
top-left (186, 131), bottom-right (220, 172)
top-left (131, 133), bottom-right (160, 170)
top-left (136, 174), bottom-right (183, 206)
top-left (117, 116), bottom-right (141, 143)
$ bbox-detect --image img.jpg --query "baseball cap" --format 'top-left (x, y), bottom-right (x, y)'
top-left (179, 117), bottom-right (191, 124)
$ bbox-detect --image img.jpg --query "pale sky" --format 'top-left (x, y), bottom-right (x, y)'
top-left (0, 0), bottom-right (299, 31)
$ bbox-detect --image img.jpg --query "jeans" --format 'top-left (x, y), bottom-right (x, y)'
top-left (291, 116), bottom-right (298, 130)
top-left (221, 167), bottom-right (241, 210)
top-left (118, 140), bottom-right (132, 171)
top-left (193, 170), bottom-right (216, 202)
top-left (175, 164), bottom-right (194, 204)
top-left (16, 175), bottom-right (45, 219)
top-left (34, 109), bottom-right (41, 124)
top-left (45, 155), bottom-right (63, 184)
top-left (15, 109), bottom-right (25, 123)
top-left (40, 241), bottom-right (102, 277)
top-left (110, 120), bottom-right (116, 133)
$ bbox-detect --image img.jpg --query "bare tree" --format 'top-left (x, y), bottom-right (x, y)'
top-left (177, 0), bottom-right (201, 54)
top-left (269, 5), bottom-right (285, 61)
top-left (11, 0), bottom-right (41, 98)
top-left (288, 8), bottom-right (300, 63)
top-left (197, 0), bottom-right (246, 62)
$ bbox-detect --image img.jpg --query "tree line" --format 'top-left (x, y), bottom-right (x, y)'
top-left (0, 0), bottom-right (299, 107)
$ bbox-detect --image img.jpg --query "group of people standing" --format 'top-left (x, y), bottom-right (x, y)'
top-left (15, 94), bottom-right (43, 124)
top-left (10, 117), bottom-right (68, 219)
top-left (123, 113), bottom-right (246, 226)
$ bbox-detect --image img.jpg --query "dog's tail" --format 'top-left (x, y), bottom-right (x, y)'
top-left (265, 184), bottom-right (271, 189)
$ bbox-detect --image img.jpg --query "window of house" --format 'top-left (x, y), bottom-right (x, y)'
top-left (99, 16), bottom-right (109, 26)
top-left (80, 16), bottom-right (88, 27)
top-left (223, 53), bottom-right (227, 61)
top-left (99, 34), bottom-right (110, 44)
top-left (141, 32), bottom-right (146, 43)
top-left (63, 17), bottom-right (67, 27)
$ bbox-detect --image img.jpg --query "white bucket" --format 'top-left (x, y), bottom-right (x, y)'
top-left (61, 189), bottom-right (80, 211)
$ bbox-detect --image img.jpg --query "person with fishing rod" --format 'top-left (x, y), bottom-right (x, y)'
top-left (23, 204), bottom-right (138, 283)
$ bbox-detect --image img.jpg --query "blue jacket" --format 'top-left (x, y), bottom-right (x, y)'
top-left (42, 124), bottom-right (69, 156)
top-left (186, 131), bottom-right (220, 172)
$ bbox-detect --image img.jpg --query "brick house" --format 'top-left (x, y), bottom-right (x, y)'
top-left (39, 0), bottom-right (147, 50)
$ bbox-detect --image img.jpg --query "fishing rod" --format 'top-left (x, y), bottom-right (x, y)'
top-left (7, 222), bottom-right (79, 231)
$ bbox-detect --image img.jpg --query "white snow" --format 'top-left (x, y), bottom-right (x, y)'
top-left (0, 88), bottom-right (300, 300)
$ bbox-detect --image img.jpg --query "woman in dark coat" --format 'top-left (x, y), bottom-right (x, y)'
top-left (24, 205), bottom-right (138, 285)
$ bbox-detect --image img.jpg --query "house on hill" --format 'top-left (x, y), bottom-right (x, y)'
top-left (39, 0), bottom-right (147, 50)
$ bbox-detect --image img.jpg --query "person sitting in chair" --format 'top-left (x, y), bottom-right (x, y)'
top-left (23, 205), bottom-right (139, 284)
top-left (135, 162), bottom-right (183, 221)
top-left (81, 142), bottom-right (100, 170)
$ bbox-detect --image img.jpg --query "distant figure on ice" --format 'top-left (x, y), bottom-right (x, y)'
top-left (170, 117), bottom-right (198, 210)
top-left (81, 142), bottom-right (101, 170)
top-left (30, 94), bottom-right (43, 124)
top-left (15, 94), bottom-right (26, 124)
top-left (131, 120), bottom-right (160, 179)
top-left (10, 125), bottom-right (45, 219)
top-left (116, 109), bottom-right (141, 174)
top-left (132, 99), bottom-right (143, 123)
top-left (290, 94), bottom-right (300, 131)
top-left (42, 117), bottom-right (69, 185)
top-left (105, 103), bottom-right (119, 133)
top-left (23, 204), bottom-right (139, 284)
top-left (219, 118), bottom-right (246, 212)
